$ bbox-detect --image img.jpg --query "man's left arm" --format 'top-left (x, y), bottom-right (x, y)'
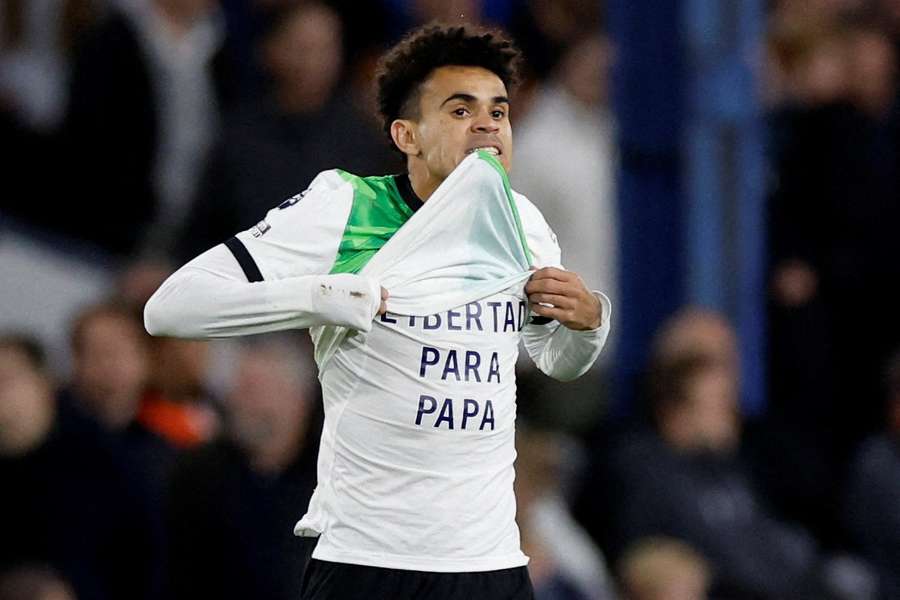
top-left (522, 267), bottom-right (612, 381)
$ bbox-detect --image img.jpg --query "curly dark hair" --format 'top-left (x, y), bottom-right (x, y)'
top-left (376, 23), bottom-right (522, 143)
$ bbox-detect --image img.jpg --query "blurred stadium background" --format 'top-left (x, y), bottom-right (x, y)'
top-left (1, 0), bottom-right (899, 599)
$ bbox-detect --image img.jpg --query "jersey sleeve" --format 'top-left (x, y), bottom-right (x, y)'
top-left (229, 169), bottom-right (353, 280)
top-left (514, 191), bottom-right (612, 381)
top-left (144, 171), bottom-right (383, 338)
top-left (513, 191), bottom-right (563, 270)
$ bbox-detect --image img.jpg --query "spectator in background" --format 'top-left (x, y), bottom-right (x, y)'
top-left (572, 309), bottom-right (737, 559)
top-left (648, 309), bottom-right (739, 384)
top-left (510, 32), bottom-right (617, 434)
top-left (114, 258), bottom-right (221, 449)
top-left (0, 565), bottom-right (77, 600)
top-left (508, 0), bottom-right (604, 81)
top-left (57, 0), bottom-right (233, 258)
top-left (1, 0), bottom-right (103, 225)
top-left (512, 32), bottom-right (617, 330)
top-left (767, 10), bottom-right (900, 477)
top-left (167, 335), bottom-right (319, 600)
top-left (616, 537), bottom-right (711, 600)
top-left (846, 350), bottom-right (900, 600)
top-left (0, 334), bottom-right (163, 600)
top-left (116, 258), bottom-right (178, 315)
top-left (516, 426), bottom-right (616, 600)
top-left (605, 313), bottom-right (824, 599)
top-left (59, 303), bottom-right (177, 503)
top-left (65, 303), bottom-right (150, 431)
top-left (138, 334), bottom-right (218, 449)
top-left (0, 0), bottom-right (106, 132)
top-left (177, 1), bottom-right (394, 260)
top-left (1, 0), bottom-right (103, 226)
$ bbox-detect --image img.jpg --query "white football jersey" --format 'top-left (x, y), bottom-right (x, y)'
top-left (145, 152), bottom-right (611, 572)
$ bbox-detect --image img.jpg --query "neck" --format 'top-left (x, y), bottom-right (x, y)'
top-left (407, 166), bottom-right (443, 202)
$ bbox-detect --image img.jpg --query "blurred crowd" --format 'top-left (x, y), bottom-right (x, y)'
top-left (0, 0), bottom-right (898, 599)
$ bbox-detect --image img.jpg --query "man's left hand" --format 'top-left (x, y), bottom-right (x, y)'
top-left (525, 267), bottom-right (602, 331)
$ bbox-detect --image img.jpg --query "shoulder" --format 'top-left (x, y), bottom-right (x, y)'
top-left (511, 190), bottom-right (546, 225)
top-left (273, 170), bottom-right (404, 218)
top-left (333, 171), bottom-right (400, 203)
top-left (308, 169), bottom-right (355, 195)
top-left (512, 190), bottom-right (562, 268)
top-left (237, 169), bottom-right (354, 257)
top-left (267, 169), bottom-right (353, 214)
top-left (291, 170), bottom-right (399, 203)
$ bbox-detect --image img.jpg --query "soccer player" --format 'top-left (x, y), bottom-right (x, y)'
top-left (145, 24), bottom-right (611, 600)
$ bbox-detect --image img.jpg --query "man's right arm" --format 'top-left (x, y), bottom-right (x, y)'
top-left (143, 246), bottom-right (382, 338)
top-left (144, 171), bottom-right (381, 339)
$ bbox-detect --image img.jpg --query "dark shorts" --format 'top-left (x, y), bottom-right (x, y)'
top-left (298, 539), bottom-right (534, 600)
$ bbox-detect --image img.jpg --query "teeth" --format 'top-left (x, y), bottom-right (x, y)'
top-left (470, 147), bottom-right (499, 155)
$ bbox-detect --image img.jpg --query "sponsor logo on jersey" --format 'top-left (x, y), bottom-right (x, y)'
top-left (250, 220), bottom-right (271, 238)
top-left (278, 188), bottom-right (310, 210)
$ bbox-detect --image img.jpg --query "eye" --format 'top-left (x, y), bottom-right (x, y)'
top-left (491, 109), bottom-right (506, 119)
top-left (452, 107), bottom-right (470, 117)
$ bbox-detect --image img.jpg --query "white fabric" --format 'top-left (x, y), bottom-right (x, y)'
top-left (144, 171), bottom-right (382, 338)
top-left (364, 152), bottom-right (533, 315)
top-left (521, 291), bottom-right (611, 382)
top-left (144, 246), bottom-right (381, 337)
top-left (144, 155), bottom-right (612, 572)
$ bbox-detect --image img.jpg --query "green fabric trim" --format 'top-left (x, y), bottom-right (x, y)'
top-left (329, 172), bottom-right (415, 274)
top-left (476, 150), bottom-right (533, 265)
top-left (330, 155), bottom-right (532, 274)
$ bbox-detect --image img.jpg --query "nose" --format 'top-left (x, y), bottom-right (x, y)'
top-left (471, 110), bottom-right (499, 133)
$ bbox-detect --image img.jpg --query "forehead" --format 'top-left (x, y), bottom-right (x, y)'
top-left (419, 65), bottom-right (508, 102)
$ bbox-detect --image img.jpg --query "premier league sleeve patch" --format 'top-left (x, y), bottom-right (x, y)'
top-left (250, 220), bottom-right (271, 238)
top-left (278, 187), bottom-right (310, 210)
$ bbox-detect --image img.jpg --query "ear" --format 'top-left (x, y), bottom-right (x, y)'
top-left (390, 119), bottom-right (420, 157)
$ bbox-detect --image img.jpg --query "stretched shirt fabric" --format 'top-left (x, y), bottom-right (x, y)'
top-left (145, 151), bottom-right (611, 572)
top-left (361, 151), bottom-right (533, 314)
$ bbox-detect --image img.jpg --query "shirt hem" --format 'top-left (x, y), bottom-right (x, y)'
top-left (310, 546), bottom-right (529, 573)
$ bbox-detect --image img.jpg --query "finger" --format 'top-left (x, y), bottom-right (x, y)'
top-left (378, 300), bottom-right (387, 316)
top-left (528, 278), bottom-right (592, 302)
top-left (381, 287), bottom-right (389, 300)
top-left (530, 303), bottom-right (569, 322)
top-left (525, 278), bottom-right (568, 296)
top-left (527, 293), bottom-right (575, 309)
top-left (529, 267), bottom-right (572, 282)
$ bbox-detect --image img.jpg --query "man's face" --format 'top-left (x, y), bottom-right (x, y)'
top-left (410, 65), bottom-right (513, 179)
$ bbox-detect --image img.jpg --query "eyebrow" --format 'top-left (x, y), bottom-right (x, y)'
top-left (440, 93), bottom-right (510, 107)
